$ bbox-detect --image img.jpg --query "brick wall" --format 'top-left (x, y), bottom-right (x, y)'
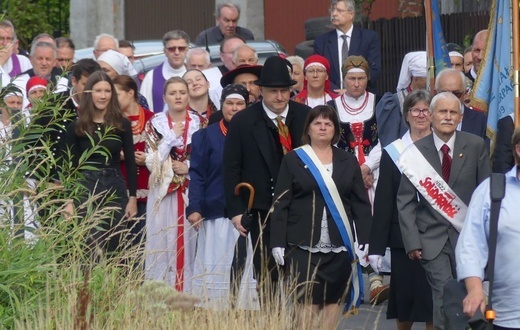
top-left (399, 0), bottom-right (424, 18)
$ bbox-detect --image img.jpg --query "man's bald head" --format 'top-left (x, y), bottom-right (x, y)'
top-left (471, 29), bottom-right (487, 73)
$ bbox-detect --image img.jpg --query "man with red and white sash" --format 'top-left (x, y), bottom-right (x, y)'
top-left (396, 92), bottom-right (490, 330)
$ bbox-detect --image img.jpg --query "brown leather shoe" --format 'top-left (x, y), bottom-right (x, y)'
top-left (369, 284), bottom-right (390, 305)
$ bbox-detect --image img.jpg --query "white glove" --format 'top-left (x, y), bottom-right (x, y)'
top-left (368, 255), bottom-right (384, 274)
top-left (272, 247), bottom-right (285, 266)
top-left (357, 243), bottom-right (370, 259)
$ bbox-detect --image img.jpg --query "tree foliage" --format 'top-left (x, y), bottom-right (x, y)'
top-left (1, 0), bottom-right (70, 51)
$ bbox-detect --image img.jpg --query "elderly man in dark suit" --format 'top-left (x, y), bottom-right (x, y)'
top-left (223, 56), bottom-right (310, 289)
top-left (397, 92), bottom-right (490, 329)
top-left (313, 0), bottom-right (381, 93)
top-left (435, 68), bottom-right (488, 140)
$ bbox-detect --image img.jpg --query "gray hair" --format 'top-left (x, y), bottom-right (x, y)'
top-left (56, 37), bottom-right (75, 50)
top-left (331, 0), bottom-right (355, 12)
top-left (435, 68), bottom-right (466, 92)
top-left (232, 44), bottom-right (257, 64)
top-left (31, 33), bottom-right (56, 47)
top-left (286, 55), bottom-right (304, 70)
top-left (430, 91), bottom-right (463, 115)
top-left (0, 20), bottom-right (17, 41)
top-left (93, 33), bottom-right (118, 50)
top-left (186, 48), bottom-right (210, 65)
top-left (402, 89), bottom-right (432, 127)
top-left (215, 3), bottom-right (240, 17)
top-left (30, 41), bottom-right (57, 57)
top-left (162, 30), bottom-right (190, 46)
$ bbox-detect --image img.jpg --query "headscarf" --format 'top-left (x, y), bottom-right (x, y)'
top-left (449, 51), bottom-right (463, 59)
top-left (341, 55), bottom-right (370, 80)
top-left (1, 84), bottom-right (23, 101)
top-left (26, 76), bottom-right (48, 95)
top-left (294, 54), bottom-right (337, 102)
top-left (220, 83), bottom-right (249, 107)
top-left (396, 51), bottom-right (427, 91)
top-left (98, 49), bottom-right (137, 76)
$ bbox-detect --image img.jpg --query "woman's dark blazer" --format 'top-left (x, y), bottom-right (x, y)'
top-left (369, 149), bottom-right (404, 256)
top-left (270, 146), bottom-right (372, 249)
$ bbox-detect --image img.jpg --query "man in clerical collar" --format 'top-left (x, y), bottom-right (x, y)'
top-left (139, 30), bottom-right (190, 113)
top-left (204, 35), bottom-right (246, 108)
top-left (12, 36), bottom-right (69, 108)
top-left (397, 91), bottom-right (490, 329)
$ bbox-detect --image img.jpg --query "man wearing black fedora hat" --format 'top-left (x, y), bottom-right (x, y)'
top-left (223, 56), bottom-right (311, 290)
top-left (220, 64), bottom-right (262, 104)
top-left (208, 64), bottom-right (263, 125)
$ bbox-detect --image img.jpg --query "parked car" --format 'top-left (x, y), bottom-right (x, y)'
top-left (75, 39), bottom-right (287, 83)
top-left (132, 40), bottom-right (287, 81)
top-left (74, 40), bottom-right (164, 61)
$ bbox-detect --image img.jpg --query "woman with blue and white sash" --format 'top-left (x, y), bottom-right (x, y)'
top-left (368, 89), bottom-right (434, 329)
top-left (270, 105), bottom-right (372, 330)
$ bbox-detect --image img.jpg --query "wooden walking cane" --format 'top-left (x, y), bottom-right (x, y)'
top-left (231, 182), bottom-right (256, 309)
top-left (234, 182), bottom-right (255, 231)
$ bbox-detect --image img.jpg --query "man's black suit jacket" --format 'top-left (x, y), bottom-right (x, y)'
top-left (223, 100), bottom-right (311, 217)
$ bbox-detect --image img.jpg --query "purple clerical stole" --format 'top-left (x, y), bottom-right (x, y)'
top-left (9, 54), bottom-right (21, 77)
top-left (152, 63), bottom-right (167, 113)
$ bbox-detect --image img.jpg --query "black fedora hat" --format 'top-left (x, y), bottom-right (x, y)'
top-left (220, 64), bottom-right (263, 88)
top-left (254, 56), bottom-right (297, 87)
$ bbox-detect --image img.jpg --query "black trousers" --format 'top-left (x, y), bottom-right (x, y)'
top-left (78, 168), bottom-right (129, 257)
top-left (249, 209), bottom-right (280, 284)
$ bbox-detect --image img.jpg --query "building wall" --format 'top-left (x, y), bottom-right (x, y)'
top-left (124, 0), bottom-right (214, 42)
top-left (70, 0), bottom-right (124, 49)
top-left (369, 0), bottom-right (400, 20)
top-left (264, 0), bottom-right (330, 55)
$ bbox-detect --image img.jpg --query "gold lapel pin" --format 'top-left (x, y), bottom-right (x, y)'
top-left (459, 153), bottom-right (463, 158)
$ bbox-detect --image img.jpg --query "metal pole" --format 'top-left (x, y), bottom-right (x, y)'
top-left (424, 0), bottom-right (436, 95)
top-left (512, 0), bottom-right (520, 127)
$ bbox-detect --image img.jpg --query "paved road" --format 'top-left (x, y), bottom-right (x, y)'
top-left (337, 275), bottom-right (428, 330)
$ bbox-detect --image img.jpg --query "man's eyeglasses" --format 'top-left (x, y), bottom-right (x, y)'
top-left (409, 108), bottom-right (430, 117)
top-left (439, 90), bottom-right (465, 98)
top-left (165, 46), bottom-right (188, 53)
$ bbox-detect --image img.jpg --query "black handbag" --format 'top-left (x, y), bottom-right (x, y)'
top-left (443, 173), bottom-right (506, 330)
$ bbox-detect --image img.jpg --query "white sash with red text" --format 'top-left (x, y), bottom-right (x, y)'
top-left (397, 144), bottom-right (467, 232)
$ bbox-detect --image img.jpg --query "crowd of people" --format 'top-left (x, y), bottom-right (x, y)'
top-left (0, 0), bottom-right (519, 329)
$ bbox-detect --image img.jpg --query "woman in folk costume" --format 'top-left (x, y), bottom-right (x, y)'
top-left (144, 76), bottom-right (206, 292)
top-left (330, 55), bottom-right (381, 207)
top-left (294, 55), bottom-right (338, 107)
top-left (187, 84), bottom-right (257, 309)
top-left (183, 69), bottom-right (218, 120)
top-left (328, 55), bottom-right (387, 305)
top-left (113, 75), bottom-right (154, 248)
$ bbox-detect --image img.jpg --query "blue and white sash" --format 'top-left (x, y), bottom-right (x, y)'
top-left (294, 145), bottom-right (363, 310)
top-left (398, 144), bottom-right (467, 232)
top-left (384, 139), bottom-right (407, 172)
